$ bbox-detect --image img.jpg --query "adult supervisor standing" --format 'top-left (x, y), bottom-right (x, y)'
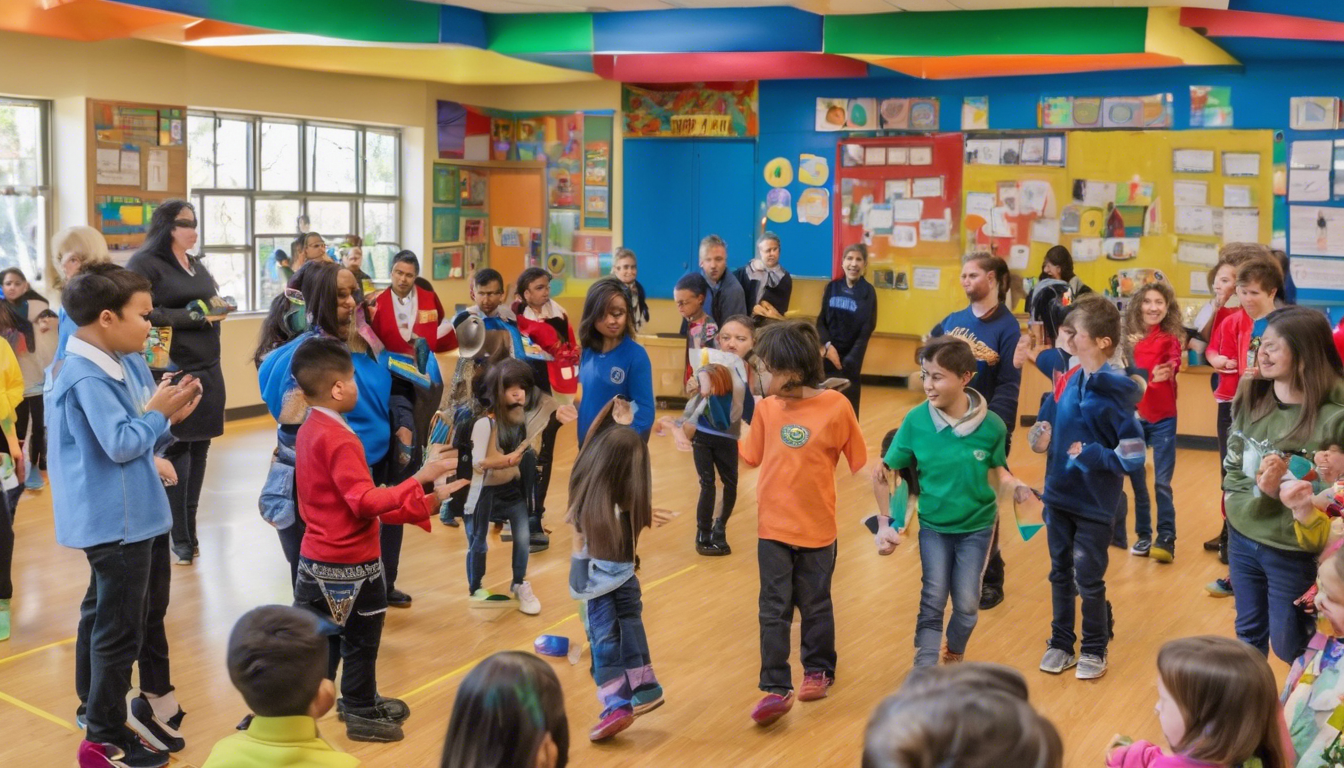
top-left (930, 253), bottom-right (1020, 611)
top-left (128, 200), bottom-right (228, 567)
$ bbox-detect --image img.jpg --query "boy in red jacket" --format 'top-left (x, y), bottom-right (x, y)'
top-left (290, 337), bottom-right (465, 743)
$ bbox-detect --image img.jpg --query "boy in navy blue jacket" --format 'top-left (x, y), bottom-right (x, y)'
top-left (1031, 294), bottom-right (1144, 682)
top-left (49, 267), bottom-right (202, 768)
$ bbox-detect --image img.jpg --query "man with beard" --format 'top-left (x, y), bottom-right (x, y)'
top-left (460, 358), bottom-right (544, 615)
top-left (930, 253), bottom-right (1021, 611)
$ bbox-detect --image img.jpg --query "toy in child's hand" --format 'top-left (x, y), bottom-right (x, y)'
top-left (187, 295), bottom-right (237, 321)
top-left (820, 377), bottom-right (851, 392)
top-left (1287, 454), bottom-right (1319, 483)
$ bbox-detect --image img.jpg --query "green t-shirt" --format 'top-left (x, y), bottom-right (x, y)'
top-left (883, 402), bottom-right (1007, 534)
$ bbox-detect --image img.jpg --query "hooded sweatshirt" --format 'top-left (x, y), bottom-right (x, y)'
top-left (1038, 364), bottom-right (1146, 521)
top-left (883, 388), bottom-right (1007, 534)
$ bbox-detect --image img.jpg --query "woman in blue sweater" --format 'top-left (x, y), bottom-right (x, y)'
top-left (576, 278), bottom-right (654, 446)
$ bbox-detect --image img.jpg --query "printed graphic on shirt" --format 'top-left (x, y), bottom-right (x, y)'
top-left (829, 294), bottom-right (858, 312)
top-left (609, 367), bottom-right (625, 385)
top-left (973, 449), bottom-right (988, 461)
top-left (944, 327), bottom-right (1001, 365)
top-left (781, 424), bottom-right (810, 448)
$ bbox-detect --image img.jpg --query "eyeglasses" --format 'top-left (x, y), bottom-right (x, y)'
top-left (173, 219), bottom-right (197, 229)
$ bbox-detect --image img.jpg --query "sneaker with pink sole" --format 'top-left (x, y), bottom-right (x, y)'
top-left (750, 690), bottom-right (795, 726)
top-left (798, 672), bottom-right (833, 702)
top-left (588, 708), bottom-right (634, 741)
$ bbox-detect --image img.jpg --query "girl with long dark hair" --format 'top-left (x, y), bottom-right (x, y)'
top-left (441, 651), bottom-right (569, 768)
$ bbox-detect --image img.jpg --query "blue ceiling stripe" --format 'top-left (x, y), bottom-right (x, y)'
top-left (1226, 1), bottom-right (1344, 24)
top-left (592, 7), bottom-right (821, 54)
top-left (1214, 36), bottom-right (1344, 61)
top-left (439, 5), bottom-right (488, 47)
top-left (505, 52), bottom-right (596, 73)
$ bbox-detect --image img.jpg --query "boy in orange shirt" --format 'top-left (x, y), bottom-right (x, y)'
top-left (739, 320), bottom-right (866, 727)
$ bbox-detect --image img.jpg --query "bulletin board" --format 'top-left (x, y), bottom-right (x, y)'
top-left (429, 159), bottom-right (546, 283)
top-left (1063, 129), bottom-right (1274, 299)
top-left (961, 132), bottom-right (1071, 274)
top-left (832, 133), bottom-right (964, 337)
top-left (86, 99), bottom-right (188, 257)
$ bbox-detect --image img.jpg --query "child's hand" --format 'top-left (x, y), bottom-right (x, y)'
top-left (824, 344), bottom-right (842, 369)
top-left (1150, 361), bottom-right (1176, 383)
top-left (1067, 441), bottom-right (1083, 458)
top-left (155, 456), bottom-right (178, 486)
top-left (414, 458), bottom-right (456, 487)
top-left (874, 526), bottom-right (901, 555)
top-left (870, 461), bottom-right (891, 489)
top-left (684, 377), bottom-right (699, 396)
top-left (652, 508), bottom-right (677, 527)
top-left (1012, 333), bottom-right (1034, 370)
top-left (1283, 479), bottom-right (1316, 517)
top-left (425, 444), bottom-right (457, 465)
top-left (1013, 484), bottom-right (1035, 505)
top-left (1028, 421), bottom-right (1051, 453)
top-left (1257, 454), bottom-right (1288, 498)
top-left (556, 405), bottom-right (578, 424)
top-left (434, 478), bottom-right (470, 501)
top-left (168, 378), bottom-right (204, 424)
top-left (148, 374), bottom-right (201, 419)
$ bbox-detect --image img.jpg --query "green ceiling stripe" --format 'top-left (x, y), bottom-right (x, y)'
top-left (487, 13), bottom-right (593, 54)
top-left (823, 8), bottom-right (1148, 56)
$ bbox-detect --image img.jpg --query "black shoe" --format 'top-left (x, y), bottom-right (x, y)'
top-left (1129, 537), bottom-right (1151, 557)
top-left (344, 713), bottom-right (404, 743)
top-left (1203, 536), bottom-right (1221, 551)
top-left (530, 528), bottom-right (550, 553)
top-left (1107, 600), bottom-right (1116, 641)
top-left (1219, 541), bottom-right (1228, 565)
top-left (79, 733), bottom-right (169, 768)
top-left (443, 515), bottom-right (460, 527)
top-left (1150, 534), bottom-right (1175, 563)
top-left (387, 588), bottom-right (412, 608)
top-left (695, 530), bottom-right (727, 557)
top-left (1110, 537), bottom-right (1129, 550)
top-left (710, 519), bottom-right (732, 556)
top-left (979, 586), bottom-right (1004, 610)
top-left (338, 696), bottom-right (410, 724)
top-left (128, 696), bottom-right (185, 753)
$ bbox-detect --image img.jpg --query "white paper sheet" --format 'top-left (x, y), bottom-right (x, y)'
top-left (1223, 184), bottom-right (1253, 208)
top-left (1019, 181), bottom-right (1055, 217)
top-left (892, 225), bottom-right (918, 248)
top-left (1173, 149), bottom-right (1215, 173)
top-left (892, 199), bottom-right (923, 223)
top-left (1071, 238), bottom-right (1102, 262)
top-left (965, 139), bottom-right (999, 165)
top-left (1030, 218), bottom-right (1061, 245)
top-left (95, 148), bottom-right (139, 186)
top-left (965, 192), bottom-right (994, 221)
top-left (988, 206), bottom-right (1014, 237)
top-left (1175, 206), bottom-right (1217, 236)
top-left (1172, 180), bottom-right (1208, 207)
top-left (863, 146), bottom-right (886, 166)
top-left (1007, 244), bottom-right (1030, 270)
top-left (919, 218), bottom-right (951, 242)
top-left (866, 204), bottom-right (894, 232)
top-left (1021, 138), bottom-right (1045, 165)
top-left (1289, 170), bottom-right (1331, 202)
top-left (96, 148), bottom-right (119, 174)
top-left (912, 267), bottom-right (940, 290)
top-left (1046, 137), bottom-right (1064, 164)
top-left (1222, 152), bottom-right (1261, 177)
top-left (1290, 205), bottom-right (1344, 257)
top-left (146, 149), bottom-right (168, 193)
top-left (1291, 140), bottom-right (1333, 170)
top-left (1222, 208), bottom-right (1260, 244)
top-left (1292, 256), bottom-right (1344, 290)
top-left (885, 179), bottom-right (911, 201)
top-left (1176, 240), bottom-right (1219, 266)
top-left (1190, 271), bottom-right (1211, 295)
top-left (886, 147), bottom-right (908, 165)
top-left (1082, 181), bottom-right (1116, 208)
top-left (912, 177), bottom-right (943, 198)
top-left (909, 147), bottom-right (933, 166)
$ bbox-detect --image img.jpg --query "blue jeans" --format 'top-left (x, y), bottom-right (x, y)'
top-left (585, 576), bottom-right (655, 717)
top-left (1133, 417), bottom-right (1176, 541)
top-left (1046, 507), bottom-right (1113, 657)
top-left (915, 526), bottom-right (993, 666)
top-left (1228, 525), bottom-right (1317, 663)
top-left (464, 483), bottom-right (531, 594)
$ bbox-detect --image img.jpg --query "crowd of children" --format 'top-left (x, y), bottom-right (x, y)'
top-left (21, 211), bottom-right (1344, 768)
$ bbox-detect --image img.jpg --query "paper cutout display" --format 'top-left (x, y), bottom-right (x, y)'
top-left (962, 97), bottom-right (988, 131)
top-left (1102, 98), bottom-right (1144, 128)
top-left (766, 188), bottom-right (792, 223)
top-left (886, 147), bottom-right (908, 165)
top-left (1190, 86), bottom-right (1233, 128)
top-left (880, 99), bottom-right (910, 130)
top-left (1291, 97), bottom-right (1341, 131)
top-left (909, 99), bottom-right (939, 130)
top-left (816, 98), bottom-right (847, 131)
top-left (764, 157), bottom-right (793, 188)
top-left (1103, 238), bottom-right (1139, 261)
top-left (1072, 98), bottom-right (1102, 128)
top-left (848, 99), bottom-right (879, 131)
top-left (797, 188), bottom-right (830, 225)
top-left (624, 83), bottom-right (758, 137)
top-left (919, 218), bottom-right (951, 242)
top-left (909, 147), bottom-right (933, 166)
top-left (798, 154), bottom-right (828, 186)
top-left (1072, 238), bottom-right (1102, 262)
top-left (892, 225), bottom-right (918, 248)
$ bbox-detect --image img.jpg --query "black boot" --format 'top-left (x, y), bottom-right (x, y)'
top-left (1204, 520), bottom-right (1224, 552)
top-left (1217, 523), bottom-right (1228, 565)
top-left (711, 518), bottom-right (731, 555)
top-left (696, 529), bottom-right (725, 556)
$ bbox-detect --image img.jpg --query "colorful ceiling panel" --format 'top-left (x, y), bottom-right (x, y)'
top-left (7, 0), bottom-right (1344, 86)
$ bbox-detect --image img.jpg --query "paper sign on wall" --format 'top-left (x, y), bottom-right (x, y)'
top-left (886, 147), bottom-right (908, 165)
top-left (892, 199), bottom-right (923, 222)
top-left (1291, 141), bottom-right (1333, 170)
top-left (1290, 205), bottom-right (1344, 256)
top-left (909, 147), bottom-right (933, 166)
top-left (919, 217), bottom-right (951, 242)
top-left (1292, 256), bottom-right (1344, 290)
top-left (1081, 181), bottom-right (1116, 208)
top-left (885, 179), bottom-right (911, 201)
top-left (1030, 218), bottom-right (1061, 245)
top-left (1072, 238), bottom-right (1103, 262)
top-left (146, 149), bottom-right (168, 193)
top-left (912, 267), bottom-right (940, 290)
top-left (1175, 206), bottom-right (1218, 236)
top-left (892, 225), bottom-right (918, 248)
top-left (1222, 208), bottom-right (1260, 244)
top-left (1176, 240), bottom-right (1219, 266)
top-left (1223, 184), bottom-right (1253, 208)
top-left (1173, 149), bottom-right (1215, 173)
top-left (1172, 180), bottom-right (1208, 206)
top-left (912, 177), bottom-right (943, 198)
top-left (1289, 170), bottom-right (1331, 202)
top-left (1222, 152), bottom-right (1261, 177)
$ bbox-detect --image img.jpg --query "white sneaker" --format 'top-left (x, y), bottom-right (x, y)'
top-left (512, 581), bottom-right (541, 615)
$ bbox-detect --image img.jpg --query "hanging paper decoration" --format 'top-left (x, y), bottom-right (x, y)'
top-left (766, 188), bottom-right (792, 223)
top-left (764, 157), bottom-right (793, 188)
top-left (797, 188), bottom-right (830, 225)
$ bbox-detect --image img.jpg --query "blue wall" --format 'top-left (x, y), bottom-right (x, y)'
top-left (753, 60), bottom-right (1344, 293)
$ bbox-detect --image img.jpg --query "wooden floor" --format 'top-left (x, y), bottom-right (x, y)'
top-left (0, 383), bottom-right (1255, 767)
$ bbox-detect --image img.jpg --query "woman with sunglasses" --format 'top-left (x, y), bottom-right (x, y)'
top-left (127, 200), bottom-right (229, 567)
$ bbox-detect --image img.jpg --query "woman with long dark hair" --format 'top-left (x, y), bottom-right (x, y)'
top-left (1, 267), bottom-right (53, 487)
top-left (127, 200), bottom-right (227, 566)
top-left (575, 278), bottom-right (654, 446)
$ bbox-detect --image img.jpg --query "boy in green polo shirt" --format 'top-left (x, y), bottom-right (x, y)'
top-left (871, 336), bottom-right (1024, 666)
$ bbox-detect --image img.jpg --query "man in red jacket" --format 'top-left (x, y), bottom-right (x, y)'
top-left (368, 251), bottom-right (457, 360)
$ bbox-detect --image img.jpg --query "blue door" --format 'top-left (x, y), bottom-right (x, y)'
top-left (622, 139), bottom-right (756, 299)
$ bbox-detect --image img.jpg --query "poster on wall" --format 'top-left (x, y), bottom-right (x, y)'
top-left (490, 118), bottom-right (515, 161)
top-left (436, 101), bottom-right (467, 159)
top-left (623, 82), bottom-right (758, 138)
top-left (583, 114), bottom-right (613, 230)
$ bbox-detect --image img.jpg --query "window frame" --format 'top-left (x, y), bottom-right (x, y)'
top-left (0, 96), bottom-right (52, 287)
top-left (187, 110), bottom-right (401, 313)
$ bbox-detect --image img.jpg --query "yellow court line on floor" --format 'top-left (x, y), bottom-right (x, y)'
top-left (0, 690), bottom-right (78, 731)
top-left (399, 563), bottom-right (699, 701)
top-left (0, 636), bottom-right (76, 667)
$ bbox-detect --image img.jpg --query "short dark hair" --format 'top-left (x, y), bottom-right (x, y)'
top-left (227, 605), bottom-right (327, 718)
top-left (473, 268), bottom-right (504, 290)
top-left (392, 250), bottom-right (420, 274)
top-left (674, 273), bottom-right (709, 297)
top-left (291, 336), bottom-right (354, 399)
top-left (516, 267), bottom-right (550, 299)
top-left (63, 265), bottom-right (152, 326)
top-left (1236, 254), bottom-right (1285, 295)
top-left (755, 319), bottom-right (824, 390)
top-left (919, 336), bottom-right (978, 378)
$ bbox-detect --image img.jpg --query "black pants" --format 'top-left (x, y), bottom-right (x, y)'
top-left (0, 486), bottom-right (12, 599)
top-left (164, 439), bottom-right (211, 559)
top-left (1217, 400), bottom-right (1233, 518)
top-left (380, 522), bottom-right (403, 593)
top-left (15, 394), bottom-right (44, 470)
top-left (531, 414), bottom-right (563, 526)
top-left (983, 428), bottom-right (1012, 593)
top-left (277, 516), bottom-right (306, 591)
top-left (823, 356), bottom-right (863, 418)
top-left (1045, 507), bottom-right (1112, 657)
top-left (75, 534), bottom-right (172, 744)
top-left (692, 432), bottom-right (738, 533)
top-left (294, 558), bottom-right (386, 709)
top-left (758, 538), bottom-right (837, 693)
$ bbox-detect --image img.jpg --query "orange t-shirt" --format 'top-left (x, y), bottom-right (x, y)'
top-left (739, 389), bottom-right (867, 548)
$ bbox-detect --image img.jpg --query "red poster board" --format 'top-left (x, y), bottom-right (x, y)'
top-left (831, 133), bottom-right (963, 279)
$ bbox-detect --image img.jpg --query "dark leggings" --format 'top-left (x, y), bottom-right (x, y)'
top-left (15, 395), bottom-right (44, 470)
top-left (692, 432), bottom-right (738, 533)
top-left (164, 439), bottom-right (212, 559)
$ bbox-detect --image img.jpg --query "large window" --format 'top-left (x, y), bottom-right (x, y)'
top-left (187, 112), bottom-right (401, 311)
top-left (0, 98), bottom-right (50, 286)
